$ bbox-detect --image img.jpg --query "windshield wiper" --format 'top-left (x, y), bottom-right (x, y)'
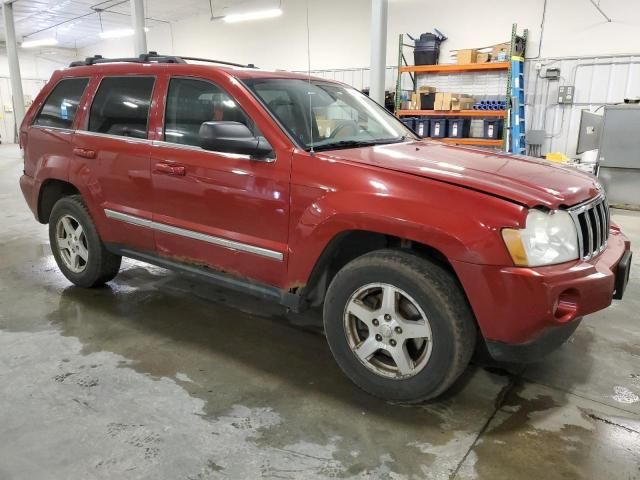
top-left (310, 136), bottom-right (407, 152)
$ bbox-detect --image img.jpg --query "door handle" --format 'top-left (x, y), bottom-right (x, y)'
top-left (154, 162), bottom-right (186, 176)
top-left (72, 147), bottom-right (96, 159)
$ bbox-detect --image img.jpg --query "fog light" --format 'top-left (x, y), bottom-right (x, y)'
top-left (553, 289), bottom-right (579, 323)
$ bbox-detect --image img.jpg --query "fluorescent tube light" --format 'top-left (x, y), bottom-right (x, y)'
top-left (22, 38), bottom-right (59, 48)
top-left (223, 8), bottom-right (282, 23)
top-left (99, 27), bottom-right (149, 39)
top-left (99, 28), bottom-right (135, 39)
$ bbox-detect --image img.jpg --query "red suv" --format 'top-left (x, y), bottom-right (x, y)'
top-left (19, 53), bottom-right (632, 402)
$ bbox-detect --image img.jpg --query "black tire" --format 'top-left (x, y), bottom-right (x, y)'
top-left (48, 195), bottom-right (121, 288)
top-left (323, 249), bottom-right (476, 402)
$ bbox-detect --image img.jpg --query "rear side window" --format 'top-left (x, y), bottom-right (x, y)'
top-left (33, 77), bottom-right (89, 129)
top-left (88, 76), bottom-right (155, 139)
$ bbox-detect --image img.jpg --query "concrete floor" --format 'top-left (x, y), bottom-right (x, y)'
top-left (0, 143), bottom-right (639, 480)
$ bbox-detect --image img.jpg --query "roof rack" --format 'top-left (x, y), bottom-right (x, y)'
top-left (69, 51), bottom-right (257, 69)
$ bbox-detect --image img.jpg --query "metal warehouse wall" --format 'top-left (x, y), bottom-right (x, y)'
top-left (526, 54), bottom-right (640, 157)
top-left (300, 54), bottom-right (640, 158)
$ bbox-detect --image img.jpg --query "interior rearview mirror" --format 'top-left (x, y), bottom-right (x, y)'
top-left (199, 121), bottom-right (273, 159)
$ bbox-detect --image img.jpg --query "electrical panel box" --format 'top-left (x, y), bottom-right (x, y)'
top-left (526, 129), bottom-right (545, 146)
top-left (545, 68), bottom-right (560, 80)
top-left (558, 86), bottom-right (575, 104)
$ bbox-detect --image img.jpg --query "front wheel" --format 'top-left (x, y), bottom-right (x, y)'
top-left (323, 249), bottom-right (476, 402)
top-left (49, 195), bottom-right (121, 288)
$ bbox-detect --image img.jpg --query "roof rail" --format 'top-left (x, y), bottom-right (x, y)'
top-left (178, 56), bottom-right (256, 69)
top-left (69, 52), bottom-right (185, 67)
top-left (69, 51), bottom-right (257, 69)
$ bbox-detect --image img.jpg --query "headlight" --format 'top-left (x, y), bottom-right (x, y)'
top-left (502, 209), bottom-right (579, 267)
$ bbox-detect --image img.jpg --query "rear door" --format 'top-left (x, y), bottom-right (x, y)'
top-left (149, 75), bottom-right (291, 287)
top-left (72, 75), bottom-right (156, 253)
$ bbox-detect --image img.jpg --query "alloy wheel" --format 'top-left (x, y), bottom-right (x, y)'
top-left (55, 214), bottom-right (89, 273)
top-left (343, 283), bottom-right (433, 379)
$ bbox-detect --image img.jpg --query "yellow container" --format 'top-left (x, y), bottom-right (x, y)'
top-left (545, 152), bottom-right (569, 163)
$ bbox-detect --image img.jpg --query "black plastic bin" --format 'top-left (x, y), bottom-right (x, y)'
top-left (448, 118), bottom-right (470, 138)
top-left (401, 117), bottom-right (417, 131)
top-left (430, 118), bottom-right (447, 138)
top-left (415, 118), bottom-right (429, 138)
top-left (419, 92), bottom-right (435, 110)
top-left (484, 119), bottom-right (503, 139)
top-left (411, 31), bottom-right (447, 66)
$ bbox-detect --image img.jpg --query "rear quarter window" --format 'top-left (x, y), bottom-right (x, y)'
top-left (33, 77), bottom-right (89, 129)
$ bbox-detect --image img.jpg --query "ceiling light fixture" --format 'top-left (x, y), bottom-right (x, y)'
top-left (223, 8), bottom-right (282, 23)
top-left (98, 27), bottom-right (149, 39)
top-left (21, 38), bottom-right (59, 48)
top-left (99, 27), bottom-right (134, 39)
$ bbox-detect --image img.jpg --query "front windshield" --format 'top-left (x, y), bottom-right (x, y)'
top-left (243, 78), bottom-right (416, 151)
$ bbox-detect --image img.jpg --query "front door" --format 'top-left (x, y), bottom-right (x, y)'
top-left (150, 76), bottom-right (290, 287)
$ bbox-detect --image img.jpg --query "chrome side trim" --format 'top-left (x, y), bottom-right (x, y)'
top-left (104, 208), bottom-right (283, 261)
top-left (75, 130), bottom-right (153, 144)
top-left (104, 209), bottom-right (152, 228)
top-left (30, 125), bottom-right (75, 133)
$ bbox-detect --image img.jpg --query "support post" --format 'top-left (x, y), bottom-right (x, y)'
top-left (369, 0), bottom-right (388, 105)
top-left (130, 0), bottom-right (147, 56)
top-left (2, 1), bottom-right (26, 139)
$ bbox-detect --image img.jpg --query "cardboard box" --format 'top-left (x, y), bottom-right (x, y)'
top-left (434, 92), bottom-right (475, 111)
top-left (417, 86), bottom-right (436, 94)
top-left (410, 92), bottom-right (420, 110)
top-left (491, 42), bottom-right (511, 60)
top-left (434, 92), bottom-right (451, 110)
top-left (456, 49), bottom-right (478, 64)
top-left (451, 94), bottom-right (475, 111)
top-left (476, 52), bottom-right (491, 63)
top-left (316, 119), bottom-right (340, 138)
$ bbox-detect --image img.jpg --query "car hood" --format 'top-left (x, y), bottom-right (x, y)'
top-left (320, 140), bottom-right (601, 209)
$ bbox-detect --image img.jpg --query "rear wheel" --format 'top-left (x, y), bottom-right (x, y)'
top-left (49, 195), bottom-right (121, 288)
top-left (323, 249), bottom-right (476, 402)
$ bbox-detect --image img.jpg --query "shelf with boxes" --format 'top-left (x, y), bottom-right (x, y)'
top-left (399, 61), bottom-right (510, 74)
top-left (399, 116), bottom-right (505, 144)
top-left (397, 87), bottom-right (507, 146)
top-left (396, 110), bottom-right (505, 117)
top-left (394, 24), bottom-right (527, 152)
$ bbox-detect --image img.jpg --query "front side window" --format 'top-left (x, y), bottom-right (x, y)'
top-left (33, 77), bottom-right (89, 129)
top-left (88, 76), bottom-right (155, 139)
top-left (164, 77), bottom-right (259, 147)
top-left (244, 78), bottom-right (415, 151)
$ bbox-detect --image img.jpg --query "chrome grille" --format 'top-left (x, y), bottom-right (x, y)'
top-left (568, 194), bottom-right (610, 260)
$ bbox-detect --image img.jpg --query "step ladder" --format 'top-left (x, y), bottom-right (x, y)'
top-left (509, 56), bottom-right (526, 154)
top-left (504, 23), bottom-right (527, 154)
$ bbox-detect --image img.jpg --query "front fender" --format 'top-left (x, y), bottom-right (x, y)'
top-left (287, 177), bottom-right (525, 287)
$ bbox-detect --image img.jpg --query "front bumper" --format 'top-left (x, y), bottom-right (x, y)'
top-left (452, 226), bottom-right (631, 360)
top-left (485, 316), bottom-right (583, 363)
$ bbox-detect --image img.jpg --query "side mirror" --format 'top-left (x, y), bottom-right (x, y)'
top-left (199, 121), bottom-right (273, 159)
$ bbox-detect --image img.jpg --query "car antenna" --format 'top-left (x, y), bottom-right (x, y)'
top-left (306, 0), bottom-right (315, 155)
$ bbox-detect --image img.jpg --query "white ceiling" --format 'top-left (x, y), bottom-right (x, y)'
top-left (0, 0), bottom-right (257, 49)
